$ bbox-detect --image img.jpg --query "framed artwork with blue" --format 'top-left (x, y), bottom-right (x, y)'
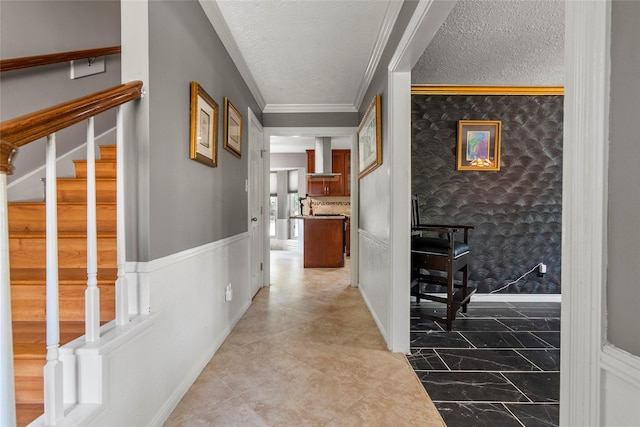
top-left (456, 120), bottom-right (501, 171)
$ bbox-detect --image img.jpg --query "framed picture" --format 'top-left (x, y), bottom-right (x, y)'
top-left (456, 120), bottom-right (502, 171)
top-left (357, 94), bottom-right (382, 178)
top-left (189, 82), bottom-right (218, 167)
top-left (223, 97), bottom-right (242, 158)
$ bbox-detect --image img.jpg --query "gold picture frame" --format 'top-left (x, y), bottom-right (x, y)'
top-left (189, 82), bottom-right (218, 167)
top-left (456, 120), bottom-right (502, 171)
top-left (223, 97), bottom-right (242, 158)
top-left (357, 94), bottom-right (382, 179)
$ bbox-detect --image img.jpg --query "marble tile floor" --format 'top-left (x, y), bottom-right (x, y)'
top-left (164, 250), bottom-right (445, 426)
top-left (409, 300), bottom-right (561, 427)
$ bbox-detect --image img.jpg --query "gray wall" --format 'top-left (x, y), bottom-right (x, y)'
top-left (358, 0), bottom-right (418, 239)
top-left (0, 0), bottom-right (121, 193)
top-left (607, 0), bottom-right (640, 356)
top-left (143, 1), bottom-right (262, 260)
top-left (355, 0), bottom-right (419, 342)
top-left (412, 94), bottom-right (563, 294)
top-left (263, 112), bottom-right (357, 128)
top-left (270, 153), bottom-right (306, 170)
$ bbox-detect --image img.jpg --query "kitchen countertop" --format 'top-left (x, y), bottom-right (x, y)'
top-left (291, 215), bottom-right (349, 220)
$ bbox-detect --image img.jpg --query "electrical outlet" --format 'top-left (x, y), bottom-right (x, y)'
top-left (225, 284), bottom-right (233, 302)
top-left (538, 263), bottom-right (547, 277)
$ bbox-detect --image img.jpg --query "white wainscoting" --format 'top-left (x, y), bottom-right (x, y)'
top-left (357, 229), bottom-right (391, 348)
top-left (600, 344), bottom-right (640, 426)
top-left (31, 233), bottom-right (252, 427)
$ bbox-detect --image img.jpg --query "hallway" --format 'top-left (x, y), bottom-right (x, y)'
top-left (164, 250), bottom-right (444, 426)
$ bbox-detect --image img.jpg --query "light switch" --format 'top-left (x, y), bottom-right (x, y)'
top-left (70, 56), bottom-right (105, 79)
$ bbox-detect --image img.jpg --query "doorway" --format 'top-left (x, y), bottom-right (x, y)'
top-left (263, 127), bottom-right (358, 287)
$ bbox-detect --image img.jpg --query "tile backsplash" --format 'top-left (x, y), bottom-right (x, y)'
top-left (302, 196), bottom-right (350, 216)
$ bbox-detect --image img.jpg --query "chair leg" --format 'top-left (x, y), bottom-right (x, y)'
top-left (445, 262), bottom-right (454, 331)
top-left (461, 264), bottom-right (469, 313)
top-left (414, 267), bottom-right (421, 304)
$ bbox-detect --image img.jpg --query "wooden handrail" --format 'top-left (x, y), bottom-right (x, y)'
top-left (0, 46), bottom-right (121, 73)
top-left (0, 80), bottom-right (143, 174)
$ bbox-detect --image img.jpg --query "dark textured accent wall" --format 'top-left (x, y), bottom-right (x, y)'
top-left (411, 95), bottom-right (563, 294)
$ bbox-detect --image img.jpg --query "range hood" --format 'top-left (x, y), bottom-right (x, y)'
top-left (307, 137), bottom-right (340, 181)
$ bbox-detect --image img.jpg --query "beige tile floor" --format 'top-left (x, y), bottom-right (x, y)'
top-left (164, 250), bottom-right (445, 426)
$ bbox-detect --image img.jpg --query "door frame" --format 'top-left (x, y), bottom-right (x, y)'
top-left (262, 126), bottom-right (357, 287)
top-left (559, 1), bottom-right (608, 424)
top-left (386, 0), bottom-right (456, 354)
top-left (388, 0), bottom-right (611, 423)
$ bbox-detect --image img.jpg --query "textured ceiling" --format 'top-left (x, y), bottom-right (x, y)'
top-left (412, 0), bottom-right (564, 85)
top-left (201, 0), bottom-right (564, 153)
top-left (207, 0), bottom-right (400, 112)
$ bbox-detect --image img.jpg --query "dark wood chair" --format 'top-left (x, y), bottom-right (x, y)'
top-left (411, 195), bottom-right (476, 330)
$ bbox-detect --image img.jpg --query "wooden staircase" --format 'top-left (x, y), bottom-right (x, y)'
top-left (9, 145), bottom-right (118, 426)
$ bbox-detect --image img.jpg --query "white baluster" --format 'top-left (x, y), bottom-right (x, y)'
top-left (115, 106), bottom-right (129, 325)
top-left (0, 172), bottom-right (17, 427)
top-left (44, 133), bottom-right (63, 424)
top-left (85, 117), bottom-right (100, 341)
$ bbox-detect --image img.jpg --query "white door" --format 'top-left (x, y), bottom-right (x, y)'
top-left (248, 108), bottom-right (264, 297)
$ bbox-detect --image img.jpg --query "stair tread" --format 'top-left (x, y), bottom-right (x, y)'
top-left (57, 177), bottom-right (116, 182)
top-left (10, 146), bottom-right (117, 418)
top-left (13, 343), bottom-right (46, 359)
top-left (10, 267), bottom-right (117, 284)
top-left (72, 159), bottom-right (117, 164)
top-left (10, 230), bottom-right (117, 238)
top-left (13, 321), bottom-right (97, 352)
top-left (17, 403), bottom-right (43, 427)
top-left (9, 201), bottom-right (116, 206)
top-left (99, 145), bottom-right (116, 155)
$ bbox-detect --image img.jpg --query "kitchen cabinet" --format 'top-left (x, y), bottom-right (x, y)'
top-left (303, 216), bottom-right (345, 268)
top-left (306, 149), bottom-right (350, 196)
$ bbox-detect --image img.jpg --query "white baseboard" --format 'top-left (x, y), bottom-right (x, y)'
top-left (149, 298), bottom-right (251, 427)
top-left (472, 293), bottom-right (561, 303)
top-left (411, 293), bottom-right (561, 303)
top-left (358, 285), bottom-right (389, 347)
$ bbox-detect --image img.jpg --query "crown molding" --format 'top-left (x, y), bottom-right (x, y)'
top-left (262, 104), bottom-right (358, 114)
top-left (354, 1), bottom-right (403, 110)
top-left (199, 0), bottom-right (266, 110)
top-left (411, 85), bottom-right (565, 95)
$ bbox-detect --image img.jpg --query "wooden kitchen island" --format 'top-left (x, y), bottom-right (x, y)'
top-left (301, 215), bottom-right (346, 268)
